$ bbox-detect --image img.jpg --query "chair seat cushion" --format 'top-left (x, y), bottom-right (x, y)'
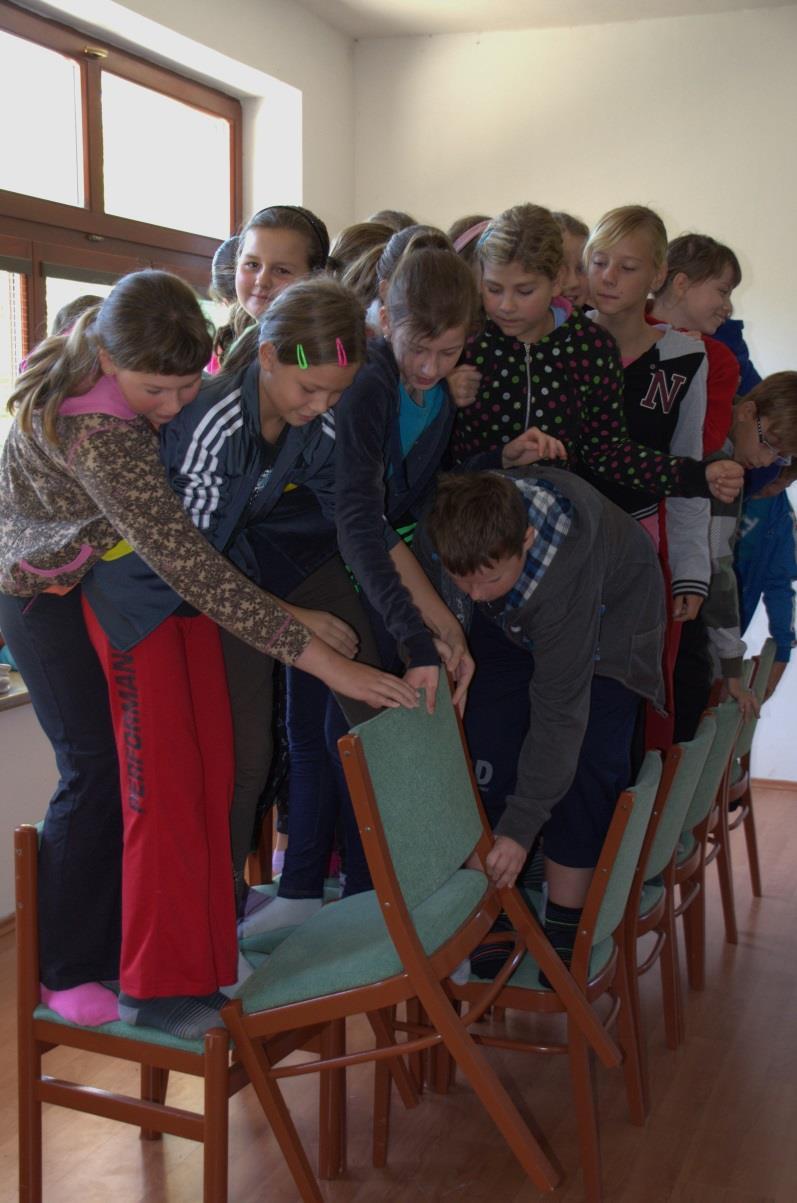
top-left (676, 830), bottom-right (697, 864)
top-left (240, 869), bottom-right (488, 1014)
top-left (639, 877), bottom-right (665, 917)
top-left (239, 879), bottom-right (342, 955)
top-left (33, 1006), bottom-right (206, 1053)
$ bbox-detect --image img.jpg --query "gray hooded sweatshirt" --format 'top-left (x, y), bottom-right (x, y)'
top-left (415, 466), bottom-right (666, 848)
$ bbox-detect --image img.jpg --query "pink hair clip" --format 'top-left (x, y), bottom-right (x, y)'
top-left (453, 219), bottom-right (491, 254)
top-left (336, 337), bottom-right (348, 367)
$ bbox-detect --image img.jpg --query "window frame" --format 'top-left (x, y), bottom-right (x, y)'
top-left (0, 0), bottom-right (243, 346)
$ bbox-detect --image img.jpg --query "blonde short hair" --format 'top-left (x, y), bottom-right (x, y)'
top-left (585, 205), bottom-right (668, 271)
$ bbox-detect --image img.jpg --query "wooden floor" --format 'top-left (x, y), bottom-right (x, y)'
top-left (2, 784), bottom-right (795, 1202)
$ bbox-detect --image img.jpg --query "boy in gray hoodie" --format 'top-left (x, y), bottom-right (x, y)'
top-left (415, 466), bottom-right (666, 971)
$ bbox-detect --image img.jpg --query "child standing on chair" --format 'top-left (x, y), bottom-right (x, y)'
top-left (334, 232), bottom-right (562, 713)
top-left (702, 375), bottom-right (797, 719)
top-left (416, 468), bottom-right (666, 970)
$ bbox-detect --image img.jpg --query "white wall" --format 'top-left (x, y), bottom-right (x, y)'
top-left (747, 482), bottom-right (797, 782)
top-left (353, 4), bottom-right (797, 375)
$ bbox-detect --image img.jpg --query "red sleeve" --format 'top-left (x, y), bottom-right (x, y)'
top-left (702, 336), bottom-right (739, 455)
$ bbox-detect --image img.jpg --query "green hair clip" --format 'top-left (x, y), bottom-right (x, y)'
top-left (296, 343), bottom-right (309, 370)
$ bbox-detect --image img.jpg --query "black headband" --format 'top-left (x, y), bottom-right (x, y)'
top-left (248, 204), bottom-right (330, 265)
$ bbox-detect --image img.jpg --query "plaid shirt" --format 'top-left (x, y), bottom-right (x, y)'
top-left (481, 478), bottom-right (573, 639)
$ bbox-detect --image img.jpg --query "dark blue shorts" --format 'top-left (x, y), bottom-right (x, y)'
top-left (464, 606), bottom-right (641, 868)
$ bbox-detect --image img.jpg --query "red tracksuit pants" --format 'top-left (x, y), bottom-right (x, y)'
top-left (83, 600), bottom-right (237, 997)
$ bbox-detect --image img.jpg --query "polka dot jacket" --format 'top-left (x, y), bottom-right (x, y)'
top-left (451, 309), bottom-right (707, 499)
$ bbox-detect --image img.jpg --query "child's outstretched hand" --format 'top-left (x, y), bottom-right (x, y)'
top-left (485, 835), bottom-right (527, 890)
top-left (404, 664), bottom-right (440, 715)
top-left (317, 656), bottom-right (421, 711)
top-left (447, 364), bottom-right (481, 409)
top-left (705, 459), bottom-right (743, 504)
top-left (433, 635), bottom-right (475, 715)
top-left (501, 426), bottom-right (567, 469)
top-left (725, 675), bottom-right (760, 722)
top-left (285, 605), bottom-right (359, 658)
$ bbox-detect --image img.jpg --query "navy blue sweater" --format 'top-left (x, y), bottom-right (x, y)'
top-left (334, 338), bottom-right (458, 668)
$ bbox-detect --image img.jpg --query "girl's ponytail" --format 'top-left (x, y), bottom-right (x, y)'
top-left (9, 305), bottom-right (102, 444)
top-left (376, 225), bottom-right (453, 291)
top-left (217, 324), bottom-right (260, 378)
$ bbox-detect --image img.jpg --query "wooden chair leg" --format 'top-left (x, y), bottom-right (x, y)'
top-left (622, 925), bottom-right (648, 1118)
top-left (318, 1020), bottom-right (346, 1179)
top-left (414, 980), bottom-right (560, 1192)
top-left (714, 826), bottom-right (738, 945)
top-left (660, 893), bottom-right (685, 1050)
top-left (18, 1039), bottom-right (42, 1203)
top-left (681, 875), bottom-right (706, 991)
top-left (743, 796), bottom-right (763, 897)
top-left (404, 998), bottom-right (425, 1093)
top-left (372, 1049), bottom-right (392, 1169)
top-left (226, 1013), bottom-right (323, 1203)
top-left (614, 950), bottom-right (646, 1128)
top-left (367, 1009), bottom-right (419, 1109)
top-left (567, 1021), bottom-right (603, 1202)
top-left (203, 1031), bottom-right (230, 1203)
top-left (139, 1065), bottom-right (169, 1140)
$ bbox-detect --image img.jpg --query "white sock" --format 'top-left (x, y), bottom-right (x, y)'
top-left (237, 894), bottom-right (322, 938)
top-left (449, 957), bottom-right (471, 986)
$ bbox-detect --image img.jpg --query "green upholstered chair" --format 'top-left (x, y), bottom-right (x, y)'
top-left (446, 750), bottom-right (663, 1203)
top-left (15, 823), bottom-right (345, 1203)
top-left (671, 698), bottom-right (742, 992)
top-left (622, 715), bottom-right (717, 1113)
top-left (717, 637), bottom-right (777, 928)
top-left (220, 676), bottom-right (621, 1202)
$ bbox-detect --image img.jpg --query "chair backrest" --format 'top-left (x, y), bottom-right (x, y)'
top-left (681, 698), bottom-right (740, 833)
top-left (643, 714), bottom-right (717, 881)
top-left (590, 751), bottom-right (662, 948)
top-left (347, 675), bottom-right (483, 910)
top-left (734, 638), bottom-right (777, 761)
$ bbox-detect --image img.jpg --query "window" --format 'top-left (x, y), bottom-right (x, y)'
top-left (101, 75), bottom-right (232, 238)
top-left (0, 28), bottom-right (83, 208)
top-left (0, 0), bottom-right (242, 359)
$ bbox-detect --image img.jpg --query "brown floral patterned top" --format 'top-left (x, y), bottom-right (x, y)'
top-left (0, 378), bottom-right (311, 665)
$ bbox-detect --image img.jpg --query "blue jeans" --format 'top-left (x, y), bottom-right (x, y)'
top-left (278, 669), bottom-right (372, 898)
top-left (0, 588), bottom-right (122, 988)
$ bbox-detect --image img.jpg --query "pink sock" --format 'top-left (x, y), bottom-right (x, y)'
top-left (40, 982), bottom-right (119, 1026)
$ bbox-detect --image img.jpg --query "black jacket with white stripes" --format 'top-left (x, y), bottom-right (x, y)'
top-left (81, 358), bottom-right (345, 650)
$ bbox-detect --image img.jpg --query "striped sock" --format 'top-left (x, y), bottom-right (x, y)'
top-left (539, 902), bottom-right (582, 989)
top-left (118, 992), bottom-right (226, 1040)
top-left (470, 911), bottom-right (515, 980)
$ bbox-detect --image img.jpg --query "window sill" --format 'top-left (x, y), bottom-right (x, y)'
top-left (0, 671), bottom-right (30, 713)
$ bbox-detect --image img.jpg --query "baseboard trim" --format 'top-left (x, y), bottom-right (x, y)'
top-left (752, 777), bottom-right (797, 792)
